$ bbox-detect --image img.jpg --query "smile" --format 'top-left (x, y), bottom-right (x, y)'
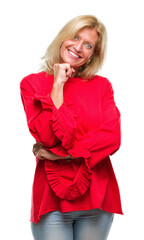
top-left (68, 49), bottom-right (81, 59)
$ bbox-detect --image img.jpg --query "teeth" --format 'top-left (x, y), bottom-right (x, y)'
top-left (68, 50), bottom-right (80, 58)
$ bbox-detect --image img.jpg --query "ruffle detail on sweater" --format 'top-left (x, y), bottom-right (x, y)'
top-left (44, 159), bottom-right (92, 200)
top-left (50, 104), bottom-right (76, 149)
top-left (33, 93), bottom-right (54, 110)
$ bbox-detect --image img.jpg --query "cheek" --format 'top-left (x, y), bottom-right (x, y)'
top-left (83, 48), bottom-right (93, 59)
top-left (59, 45), bottom-right (67, 61)
top-left (60, 41), bottom-right (73, 56)
top-left (87, 49), bottom-right (94, 59)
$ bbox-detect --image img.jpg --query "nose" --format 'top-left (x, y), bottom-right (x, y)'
top-left (74, 41), bottom-right (83, 52)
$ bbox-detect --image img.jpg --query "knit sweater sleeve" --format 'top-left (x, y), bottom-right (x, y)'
top-left (20, 74), bottom-right (76, 149)
top-left (68, 79), bottom-right (121, 169)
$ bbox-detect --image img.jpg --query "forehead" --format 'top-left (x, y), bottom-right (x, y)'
top-left (76, 28), bottom-right (98, 45)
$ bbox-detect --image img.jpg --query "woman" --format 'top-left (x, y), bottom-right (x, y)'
top-left (20, 15), bottom-right (123, 240)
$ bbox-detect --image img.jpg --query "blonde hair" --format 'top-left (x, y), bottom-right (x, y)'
top-left (41, 15), bottom-right (107, 79)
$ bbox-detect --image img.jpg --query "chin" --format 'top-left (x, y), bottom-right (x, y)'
top-left (67, 60), bottom-right (84, 68)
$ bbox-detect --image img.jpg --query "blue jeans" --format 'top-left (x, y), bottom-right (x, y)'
top-left (31, 209), bottom-right (114, 240)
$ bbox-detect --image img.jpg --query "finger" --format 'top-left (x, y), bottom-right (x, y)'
top-left (63, 63), bottom-right (70, 69)
top-left (33, 142), bottom-right (40, 151)
top-left (37, 155), bottom-right (45, 160)
top-left (33, 142), bottom-right (43, 154)
top-left (38, 155), bottom-right (45, 160)
top-left (66, 67), bottom-right (74, 77)
top-left (72, 68), bottom-right (76, 73)
top-left (62, 64), bottom-right (71, 76)
top-left (36, 150), bottom-right (43, 159)
top-left (54, 63), bottom-right (70, 71)
top-left (66, 68), bottom-right (71, 77)
top-left (33, 145), bottom-right (37, 155)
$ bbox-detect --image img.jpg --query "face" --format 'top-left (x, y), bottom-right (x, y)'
top-left (59, 28), bottom-right (98, 69)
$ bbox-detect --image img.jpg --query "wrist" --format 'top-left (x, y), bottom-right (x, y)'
top-left (66, 154), bottom-right (71, 162)
top-left (53, 81), bottom-right (64, 89)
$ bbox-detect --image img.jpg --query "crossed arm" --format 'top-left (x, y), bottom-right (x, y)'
top-left (21, 70), bottom-right (121, 168)
top-left (33, 142), bottom-right (73, 161)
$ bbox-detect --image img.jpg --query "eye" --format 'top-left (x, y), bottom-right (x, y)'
top-left (73, 35), bottom-right (79, 40)
top-left (85, 43), bottom-right (92, 49)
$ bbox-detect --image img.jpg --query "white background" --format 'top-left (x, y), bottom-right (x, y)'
top-left (0, 0), bottom-right (144, 239)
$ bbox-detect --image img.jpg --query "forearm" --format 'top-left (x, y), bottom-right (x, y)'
top-left (52, 154), bottom-right (73, 161)
top-left (50, 82), bottom-right (64, 109)
top-left (50, 62), bottom-right (75, 109)
top-left (33, 142), bottom-right (77, 161)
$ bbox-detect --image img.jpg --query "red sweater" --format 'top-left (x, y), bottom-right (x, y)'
top-left (20, 71), bottom-right (123, 223)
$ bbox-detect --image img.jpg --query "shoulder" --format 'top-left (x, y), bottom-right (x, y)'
top-left (20, 71), bottom-right (47, 86)
top-left (20, 71), bottom-right (53, 92)
top-left (90, 75), bottom-right (113, 94)
top-left (91, 74), bottom-right (111, 86)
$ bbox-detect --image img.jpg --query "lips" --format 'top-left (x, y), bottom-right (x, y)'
top-left (68, 49), bottom-right (81, 59)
